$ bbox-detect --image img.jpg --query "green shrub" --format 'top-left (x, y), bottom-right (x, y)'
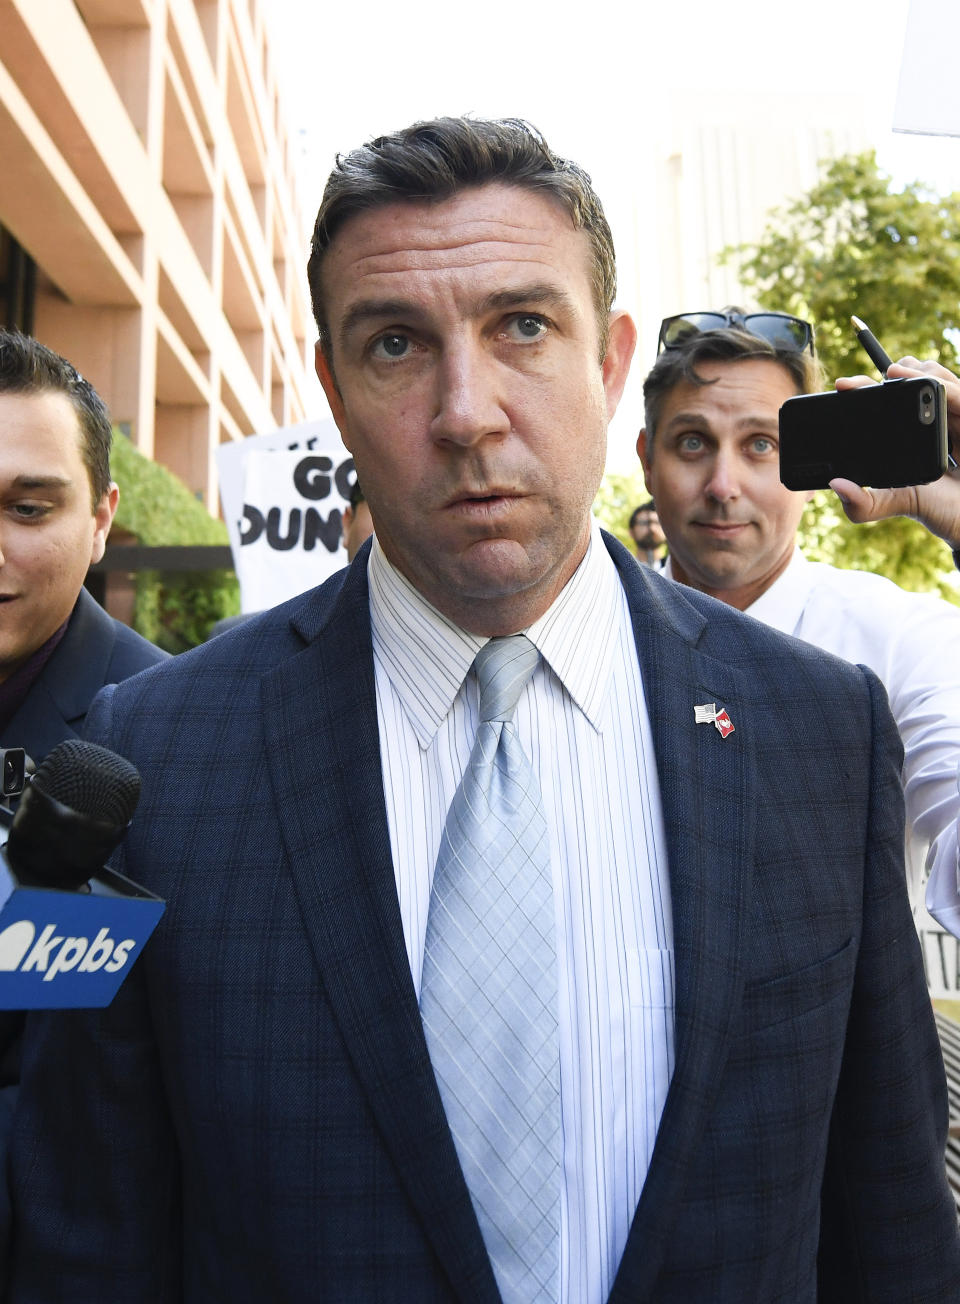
top-left (111, 433), bottom-right (240, 651)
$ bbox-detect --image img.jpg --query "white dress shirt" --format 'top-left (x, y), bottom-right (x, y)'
top-left (667, 549), bottom-right (960, 935)
top-left (368, 524), bottom-right (674, 1304)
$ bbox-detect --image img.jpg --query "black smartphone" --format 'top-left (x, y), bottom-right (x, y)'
top-left (779, 376), bottom-right (948, 490)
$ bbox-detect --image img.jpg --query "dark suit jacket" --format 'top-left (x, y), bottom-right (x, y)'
top-left (0, 587), bottom-right (166, 1264)
top-left (0, 587), bottom-right (168, 764)
top-left (7, 535), bottom-right (960, 1302)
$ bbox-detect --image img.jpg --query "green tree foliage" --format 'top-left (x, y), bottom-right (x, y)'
top-left (799, 491), bottom-right (959, 603)
top-left (724, 150), bottom-right (960, 601)
top-left (593, 468), bottom-right (650, 549)
top-left (111, 434), bottom-right (240, 650)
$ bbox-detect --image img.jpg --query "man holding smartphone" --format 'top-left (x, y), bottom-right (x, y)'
top-left (638, 311), bottom-right (960, 937)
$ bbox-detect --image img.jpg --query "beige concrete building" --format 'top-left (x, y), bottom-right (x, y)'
top-left (622, 92), bottom-right (873, 367)
top-left (0, 0), bottom-right (313, 513)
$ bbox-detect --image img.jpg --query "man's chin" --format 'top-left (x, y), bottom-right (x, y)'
top-left (445, 538), bottom-right (546, 598)
top-left (413, 537), bottom-right (580, 628)
top-left (674, 551), bottom-right (753, 594)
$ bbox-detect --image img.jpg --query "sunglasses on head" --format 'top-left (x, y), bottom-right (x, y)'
top-left (658, 310), bottom-right (816, 356)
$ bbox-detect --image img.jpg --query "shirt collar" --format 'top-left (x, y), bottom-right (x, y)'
top-left (0, 615), bottom-right (70, 735)
top-left (744, 548), bottom-right (816, 636)
top-left (663, 548), bottom-right (814, 638)
top-left (368, 521), bottom-right (622, 748)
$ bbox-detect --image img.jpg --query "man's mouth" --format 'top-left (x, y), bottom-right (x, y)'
top-left (445, 488), bottom-right (522, 510)
top-left (694, 520), bottom-right (749, 534)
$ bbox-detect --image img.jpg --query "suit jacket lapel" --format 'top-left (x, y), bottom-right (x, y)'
top-left (605, 542), bottom-right (756, 1298)
top-left (1, 590), bottom-right (116, 760)
top-left (260, 556), bottom-right (500, 1303)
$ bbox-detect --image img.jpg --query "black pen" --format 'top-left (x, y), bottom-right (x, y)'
top-left (851, 315), bottom-right (893, 378)
top-left (851, 314), bottom-right (958, 468)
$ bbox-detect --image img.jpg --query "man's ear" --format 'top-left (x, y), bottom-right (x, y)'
top-left (314, 342), bottom-right (351, 447)
top-left (90, 482), bottom-right (119, 566)
top-left (637, 427), bottom-right (652, 478)
top-left (601, 310), bottom-right (637, 421)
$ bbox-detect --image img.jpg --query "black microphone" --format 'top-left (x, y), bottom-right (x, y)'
top-left (6, 739), bottom-right (141, 889)
top-left (0, 739), bottom-right (165, 1009)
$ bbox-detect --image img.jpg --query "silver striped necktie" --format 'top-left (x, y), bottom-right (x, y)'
top-left (420, 634), bottom-right (560, 1303)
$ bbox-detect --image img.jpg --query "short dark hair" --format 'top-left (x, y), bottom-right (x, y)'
top-left (308, 116), bottom-right (617, 364)
top-left (0, 329), bottom-right (112, 507)
top-left (348, 477), bottom-right (365, 510)
top-left (642, 325), bottom-right (824, 443)
top-left (628, 500), bottom-right (656, 529)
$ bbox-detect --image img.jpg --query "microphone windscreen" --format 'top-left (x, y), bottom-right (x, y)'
top-left (6, 741), bottom-right (142, 888)
top-left (32, 740), bottom-right (141, 828)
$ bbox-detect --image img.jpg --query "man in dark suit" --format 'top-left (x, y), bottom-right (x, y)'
top-left (0, 330), bottom-right (166, 765)
top-left (7, 119), bottom-right (960, 1302)
top-left (0, 330), bottom-right (166, 1233)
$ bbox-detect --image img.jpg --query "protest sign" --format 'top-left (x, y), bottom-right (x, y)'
top-left (216, 418), bottom-right (354, 612)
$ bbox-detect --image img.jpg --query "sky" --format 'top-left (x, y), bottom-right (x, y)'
top-left (266, 0), bottom-right (960, 472)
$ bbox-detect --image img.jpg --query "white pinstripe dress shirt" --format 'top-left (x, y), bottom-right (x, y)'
top-left (368, 524), bottom-right (675, 1304)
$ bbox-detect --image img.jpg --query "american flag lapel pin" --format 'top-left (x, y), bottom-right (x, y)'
top-left (695, 702), bottom-right (735, 738)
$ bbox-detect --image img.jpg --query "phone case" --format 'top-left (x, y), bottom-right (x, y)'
top-left (779, 376), bottom-right (948, 491)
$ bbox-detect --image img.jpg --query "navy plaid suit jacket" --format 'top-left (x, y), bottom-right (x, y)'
top-left (7, 533), bottom-right (960, 1301)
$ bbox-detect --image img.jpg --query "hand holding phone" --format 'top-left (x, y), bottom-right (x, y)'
top-left (779, 376), bottom-right (947, 491)
top-left (832, 357), bottom-right (960, 551)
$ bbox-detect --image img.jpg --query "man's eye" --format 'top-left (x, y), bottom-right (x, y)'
top-left (371, 333), bottom-right (410, 360)
top-left (10, 504), bottom-right (47, 521)
top-left (678, 434), bottom-right (704, 453)
top-left (751, 437), bottom-right (775, 454)
top-left (507, 315), bottom-right (548, 341)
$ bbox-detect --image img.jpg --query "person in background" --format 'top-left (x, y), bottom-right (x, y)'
top-left (0, 330), bottom-right (166, 764)
top-left (638, 309), bottom-right (960, 934)
top-left (7, 122), bottom-right (959, 1304)
top-left (0, 328), bottom-right (166, 1254)
top-left (627, 498), bottom-right (667, 567)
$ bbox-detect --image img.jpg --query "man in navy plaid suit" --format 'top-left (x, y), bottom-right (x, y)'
top-left (7, 117), bottom-right (960, 1302)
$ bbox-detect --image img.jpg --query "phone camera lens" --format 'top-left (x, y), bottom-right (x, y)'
top-left (921, 389), bottom-right (933, 403)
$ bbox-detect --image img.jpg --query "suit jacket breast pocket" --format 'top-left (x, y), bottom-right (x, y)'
top-left (713, 937), bottom-right (858, 1206)
top-left (739, 935), bottom-right (857, 1035)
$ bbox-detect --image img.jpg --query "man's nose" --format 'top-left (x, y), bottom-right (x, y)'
top-left (705, 449), bottom-right (741, 503)
top-left (430, 344), bottom-right (510, 446)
